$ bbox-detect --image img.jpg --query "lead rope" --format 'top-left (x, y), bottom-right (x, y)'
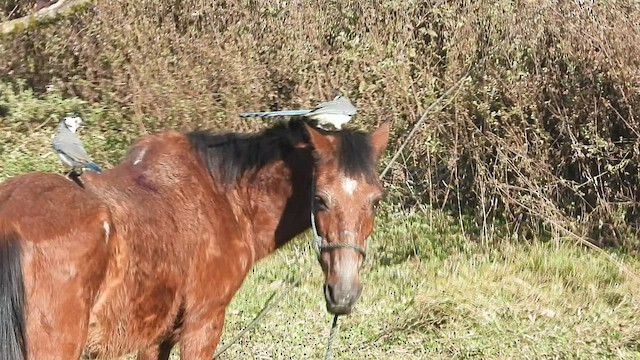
top-left (310, 171), bottom-right (338, 360)
top-left (324, 315), bottom-right (340, 360)
top-left (310, 171), bottom-right (322, 259)
top-left (212, 290), bottom-right (278, 358)
top-left (310, 172), bottom-right (340, 360)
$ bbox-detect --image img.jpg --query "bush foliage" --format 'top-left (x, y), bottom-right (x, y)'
top-left (1, 0), bottom-right (639, 248)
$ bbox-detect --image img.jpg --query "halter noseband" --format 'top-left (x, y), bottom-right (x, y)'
top-left (310, 171), bottom-right (368, 261)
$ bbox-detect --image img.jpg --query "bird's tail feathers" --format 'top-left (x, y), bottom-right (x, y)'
top-left (86, 162), bottom-right (102, 173)
top-left (239, 109), bottom-right (311, 118)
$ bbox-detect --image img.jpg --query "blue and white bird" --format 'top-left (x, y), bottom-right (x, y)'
top-left (239, 95), bottom-right (357, 130)
top-left (51, 115), bottom-right (102, 175)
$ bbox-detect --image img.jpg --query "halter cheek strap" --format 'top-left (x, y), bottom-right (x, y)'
top-left (310, 172), bottom-right (368, 261)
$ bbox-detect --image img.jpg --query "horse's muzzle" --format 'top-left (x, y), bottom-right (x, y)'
top-left (324, 282), bottom-right (363, 315)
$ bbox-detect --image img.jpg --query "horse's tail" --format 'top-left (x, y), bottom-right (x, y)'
top-left (0, 230), bottom-right (27, 360)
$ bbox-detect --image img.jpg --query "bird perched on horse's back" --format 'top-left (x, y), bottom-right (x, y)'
top-left (52, 115), bottom-right (102, 175)
top-left (239, 95), bottom-right (357, 130)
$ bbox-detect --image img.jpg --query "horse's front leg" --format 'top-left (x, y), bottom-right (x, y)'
top-left (179, 306), bottom-right (226, 360)
top-left (137, 339), bottom-right (175, 360)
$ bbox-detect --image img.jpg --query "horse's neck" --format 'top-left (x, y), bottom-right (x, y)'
top-left (237, 147), bottom-right (314, 261)
top-left (82, 143), bottom-right (314, 262)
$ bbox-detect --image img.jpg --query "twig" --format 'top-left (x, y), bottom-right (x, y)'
top-left (379, 74), bottom-right (470, 179)
top-left (7, 4), bottom-right (19, 19)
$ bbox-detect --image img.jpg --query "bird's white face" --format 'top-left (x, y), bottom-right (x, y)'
top-left (64, 116), bottom-right (84, 133)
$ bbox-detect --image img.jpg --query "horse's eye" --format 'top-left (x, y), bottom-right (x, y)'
top-left (371, 198), bottom-right (381, 210)
top-left (314, 195), bottom-right (328, 211)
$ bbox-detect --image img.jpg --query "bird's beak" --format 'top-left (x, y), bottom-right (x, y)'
top-left (79, 120), bottom-right (87, 126)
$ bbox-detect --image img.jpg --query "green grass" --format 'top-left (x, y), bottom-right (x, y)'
top-left (2, 82), bottom-right (639, 359)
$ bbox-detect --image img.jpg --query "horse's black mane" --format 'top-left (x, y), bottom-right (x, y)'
top-left (187, 119), bottom-right (377, 184)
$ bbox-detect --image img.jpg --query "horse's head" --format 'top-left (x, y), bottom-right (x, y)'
top-left (304, 122), bottom-right (390, 315)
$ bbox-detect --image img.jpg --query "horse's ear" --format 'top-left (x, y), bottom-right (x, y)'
top-left (304, 123), bottom-right (333, 159)
top-left (370, 121), bottom-right (391, 162)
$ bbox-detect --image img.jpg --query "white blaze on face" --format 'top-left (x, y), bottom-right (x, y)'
top-left (342, 177), bottom-right (358, 196)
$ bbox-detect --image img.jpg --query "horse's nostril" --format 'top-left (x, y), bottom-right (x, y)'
top-left (324, 283), bottom-right (336, 304)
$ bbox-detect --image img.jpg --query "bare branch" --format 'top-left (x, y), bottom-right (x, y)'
top-left (0, 0), bottom-right (92, 35)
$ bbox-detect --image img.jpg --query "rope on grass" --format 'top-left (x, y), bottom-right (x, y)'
top-left (324, 315), bottom-right (341, 360)
top-left (212, 277), bottom-right (301, 359)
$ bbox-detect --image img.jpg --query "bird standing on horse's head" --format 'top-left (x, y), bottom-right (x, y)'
top-left (51, 115), bottom-right (102, 175)
top-left (238, 95), bottom-right (357, 130)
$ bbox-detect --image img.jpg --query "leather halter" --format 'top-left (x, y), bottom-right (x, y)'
top-left (310, 171), bottom-right (368, 261)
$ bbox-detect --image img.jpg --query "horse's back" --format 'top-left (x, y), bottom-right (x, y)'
top-left (0, 172), bottom-right (112, 359)
top-left (0, 172), bottom-right (111, 240)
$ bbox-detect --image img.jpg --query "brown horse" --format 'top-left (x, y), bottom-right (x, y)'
top-left (0, 119), bottom-right (390, 359)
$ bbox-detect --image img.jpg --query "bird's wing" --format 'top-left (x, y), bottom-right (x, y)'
top-left (54, 131), bottom-right (93, 162)
top-left (51, 134), bottom-right (64, 151)
top-left (310, 96), bottom-right (357, 116)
